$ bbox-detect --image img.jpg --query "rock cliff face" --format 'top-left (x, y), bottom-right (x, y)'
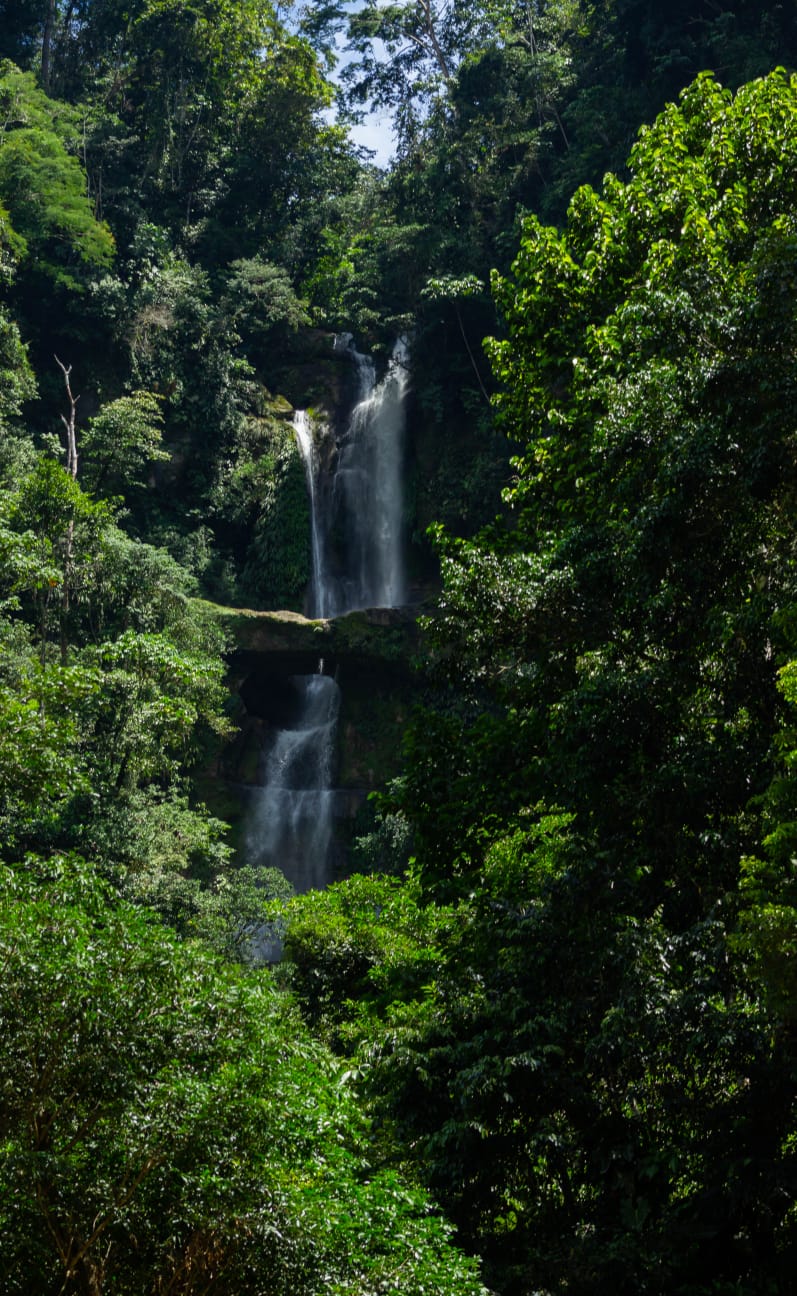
top-left (197, 332), bottom-right (427, 883)
top-left (201, 603), bottom-right (422, 874)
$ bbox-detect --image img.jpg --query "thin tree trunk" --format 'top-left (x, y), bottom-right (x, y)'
top-left (55, 356), bottom-right (79, 479)
top-left (405, 0), bottom-right (453, 84)
top-left (455, 304), bottom-right (490, 404)
top-left (55, 357), bottom-right (79, 663)
top-left (41, 0), bottom-right (58, 89)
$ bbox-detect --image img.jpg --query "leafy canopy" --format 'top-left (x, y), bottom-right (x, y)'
top-left (375, 67), bottom-right (797, 1294)
top-left (0, 63), bottom-right (114, 286)
top-left (0, 857), bottom-right (488, 1296)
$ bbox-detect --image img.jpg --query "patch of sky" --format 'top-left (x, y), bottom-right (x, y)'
top-left (286, 0), bottom-right (396, 167)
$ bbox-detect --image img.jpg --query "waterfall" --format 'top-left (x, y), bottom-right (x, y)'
top-left (246, 336), bottom-right (409, 916)
top-left (292, 410), bottom-right (327, 617)
top-left (292, 337), bottom-right (410, 619)
top-left (329, 336), bottom-right (409, 615)
top-left (245, 673), bottom-right (340, 894)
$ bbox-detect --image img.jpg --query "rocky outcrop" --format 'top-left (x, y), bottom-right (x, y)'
top-left (199, 601), bottom-right (424, 864)
top-left (214, 603), bottom-right (420, 674)
top-left (268, 328), bottom-right (358, 420)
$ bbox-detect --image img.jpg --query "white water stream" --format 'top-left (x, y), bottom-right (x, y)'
top-left (292, 409), bottom-right (327, 615)
top-left (294, 336), bottom-right (410, 619)
top-left (244, 673), bottom-right (340, 893)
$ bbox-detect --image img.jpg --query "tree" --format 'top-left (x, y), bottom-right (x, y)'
top-left (0, 647), bottom-right (97, 844)
top-left (7, 456), bottom-right (114, 661)
top-left (80, 389), bottom-right (169, 497)
top-left (366, 68), bottom-right (797, 1293)
top-left (0, 857), bottom-right (489, 1296)
top-left (281, 870), bottom-right (453, 1043)
top-left (0, 63), bottom-right (115, 287)
top-left (736, 658), bottom-right (797, 1029)
top-left (81, 629), bottom-right (230, 790)
top-left (220, 257), bottom-right (310, 354)
top-left (412, 68), bottom-right (797, 896)
top-left (0, 451), bottom-right (239, 895)
top-left (0, 304), bottom-right (36, 460)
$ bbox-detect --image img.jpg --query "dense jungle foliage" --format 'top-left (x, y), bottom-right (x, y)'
top-left (2, 1), bottom-right (797, 1293)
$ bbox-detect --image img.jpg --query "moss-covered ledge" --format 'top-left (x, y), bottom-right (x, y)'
top-left (201, 602), bottom-right (422, 674)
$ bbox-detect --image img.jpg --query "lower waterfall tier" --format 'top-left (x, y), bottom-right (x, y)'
top-left (200, 604), bottom-right (421, 889)
top-left (244, 673), bottom-right (340, 894)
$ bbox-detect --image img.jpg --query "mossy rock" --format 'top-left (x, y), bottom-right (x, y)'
top-left (204, 603), bottom-right (420, 673)
top-left (268, 393), bottom-right (295, 417)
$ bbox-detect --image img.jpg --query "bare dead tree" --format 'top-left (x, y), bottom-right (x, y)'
top-left (54, 356), bottom-right (79, 662)
top-left (55, 355), bottom-right (79, 479)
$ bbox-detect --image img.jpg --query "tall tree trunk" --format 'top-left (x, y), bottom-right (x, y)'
top-left (41, 0), bottom-right (58, 89)
top-left (55, 356), bottom-right (79, 480)
top-left (55, 356), bottom-right (79, 663)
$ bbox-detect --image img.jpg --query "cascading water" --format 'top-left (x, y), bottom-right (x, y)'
top-left (292, 409), bottom-right (327, 615)
top-left (246, 336), bottom-right (409, 912)
top-left (292, 337), bottom-right (410, 619)
top-left (331, 336), bottom-right (409, 614)
top-left (244, 673), bottom-right (340, 894)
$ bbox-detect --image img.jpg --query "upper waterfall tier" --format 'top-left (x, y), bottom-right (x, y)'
top-left (293, 337), bottom-right (410, 619)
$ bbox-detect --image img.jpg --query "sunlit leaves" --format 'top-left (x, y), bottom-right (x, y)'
top-left (83, 629), bottom-right (231, 788)
top-left (0, 860), bottom-right (488, 1295)
top-left (80, 390), bottom-right (169, 497)
top-left (282, 871), bottom-right (455, 1042)
top-left (0, 305), bottom-right (35, 444)
top-left (0, 65), bottom-right (114, 286)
